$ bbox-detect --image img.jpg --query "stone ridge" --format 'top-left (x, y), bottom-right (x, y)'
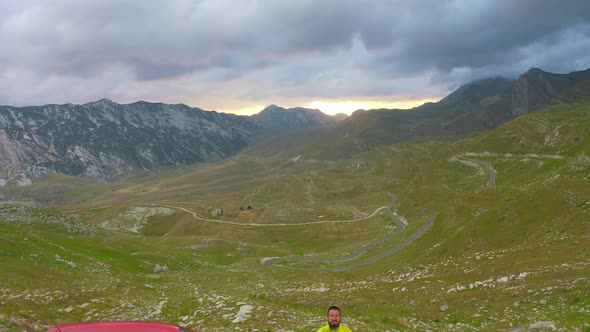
top-left (0, 101), bottom-right (257, 183)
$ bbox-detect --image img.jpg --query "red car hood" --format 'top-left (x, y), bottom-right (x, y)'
top-left (46, 321), bottom-right (195, 332)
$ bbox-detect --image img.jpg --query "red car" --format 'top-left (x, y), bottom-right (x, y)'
top-left (46, 321), bottom-right (196, 332)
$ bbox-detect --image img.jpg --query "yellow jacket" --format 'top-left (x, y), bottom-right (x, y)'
top-left (316, 323), bottom-right (353, 332)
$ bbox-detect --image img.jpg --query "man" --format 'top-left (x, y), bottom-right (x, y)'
top-left (316, 305), bottom-right (353, 332)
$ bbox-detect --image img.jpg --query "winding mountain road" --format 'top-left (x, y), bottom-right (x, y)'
top-left (66, 203), bottom-right (389, 226)
top-left (451, 155), bottom-right (496, 189)
top-left (329, 214), bottom-right (436, 271)
top-left (476, 160), bottom-right (496, 189)
top-left (261, 193), bottom-right (436, 270)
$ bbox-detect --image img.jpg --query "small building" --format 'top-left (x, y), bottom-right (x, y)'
top-left (212, 208), bottom-right (223, 217)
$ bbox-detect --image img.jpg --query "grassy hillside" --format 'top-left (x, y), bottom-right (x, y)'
top-left (1, 104), bottom-right (589, 331)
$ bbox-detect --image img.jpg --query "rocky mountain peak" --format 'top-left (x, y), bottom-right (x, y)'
top-left (252, 105), bottom-right (337, 129)
top-left (509, 67), bottom-right (590, 115)
top-left (84, 98), bottom-right (119, 108)
top-left (261, 104), bottom-right (284, 113)
top-left (439, 77), bottom-right (513, 107)
top-left (522, 67), bottom-right (547, 76)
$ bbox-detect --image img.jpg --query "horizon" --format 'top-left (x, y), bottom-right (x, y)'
top-left (3, 65), bottom-right (587, 116)
top-left (0, 97), bottom-right (436, 116)
top-left (0, 98), bottom-right (434, 116)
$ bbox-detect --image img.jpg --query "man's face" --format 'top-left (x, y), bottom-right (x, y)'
top-left (327, 309), bottom-right (341, 329)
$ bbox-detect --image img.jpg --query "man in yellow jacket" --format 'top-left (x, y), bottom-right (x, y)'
top-left (316, 305), bottom-right (353, 332)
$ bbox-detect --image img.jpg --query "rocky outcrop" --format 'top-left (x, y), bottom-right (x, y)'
top-left (508, 67), bottom-right (590, 116)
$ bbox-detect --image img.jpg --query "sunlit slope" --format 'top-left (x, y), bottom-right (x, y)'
top-left (388, 103), bottom-right (589, 259)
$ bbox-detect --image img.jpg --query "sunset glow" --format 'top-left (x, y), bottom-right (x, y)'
top-left (222, 98), bottom-right (439, 116)
top-left (224, 105), bottom-right (266, 116)
top-left (305, 99), bottom-right (438, 116)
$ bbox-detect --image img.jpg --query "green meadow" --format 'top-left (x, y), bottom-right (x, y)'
top-left (1, 104), bottom-right (589, 331)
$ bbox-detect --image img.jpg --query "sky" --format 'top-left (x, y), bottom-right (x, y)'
top-left (1, 1), bottom-right (589, 115)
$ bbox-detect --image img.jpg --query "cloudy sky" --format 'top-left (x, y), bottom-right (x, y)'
top-left (1, 0), bottom-right (589, 115)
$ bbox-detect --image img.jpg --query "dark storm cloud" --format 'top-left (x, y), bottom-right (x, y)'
top-left (0, 0), bottom-right (589, 107)
top-left (371, 1), bottom-right (590, 86)
top-left (0, 0), bottom-right (398, 79)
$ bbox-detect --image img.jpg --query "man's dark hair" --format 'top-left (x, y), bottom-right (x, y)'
top-left (327, 305), bottom-right (341, 315)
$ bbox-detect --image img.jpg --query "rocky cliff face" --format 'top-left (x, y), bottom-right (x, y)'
top-left (508, 67), bottom-right (590, 115)
top-left (0, 99), bottom-right (257, 183)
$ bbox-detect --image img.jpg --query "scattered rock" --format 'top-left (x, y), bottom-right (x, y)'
top-left (153, 264), bottom-right (169, 273)
top-left (232, 304), bottom-right (254, 323)
top-left (54, 254), bottom-right (78, 268)
top-left (578, 153), bottom-right (590, 164)
top-left (497, 276), bottom-right (509, 283)
top-left (528, 321), bottom-right (556, 331)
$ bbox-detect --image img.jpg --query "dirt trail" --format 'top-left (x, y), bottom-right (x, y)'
top-left (66, 203), bottom-right (389, 227)
top-left (147, 203), bottom-right (389, 227)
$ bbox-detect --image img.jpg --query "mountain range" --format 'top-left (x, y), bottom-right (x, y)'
top-left (0, 67), bottom-right (588, 184)
top-left (327, 67), bottom-right (590, 152)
